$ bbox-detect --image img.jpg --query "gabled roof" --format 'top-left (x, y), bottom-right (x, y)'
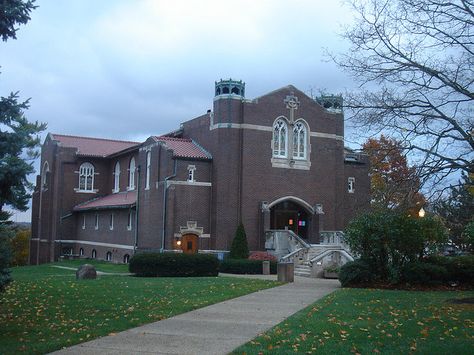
top-left (73, 191), bottom-right (137, 211)
top-left (49, 133), bottom-right (139, 158)
top-left (153, 136), bottom-right (212, 160)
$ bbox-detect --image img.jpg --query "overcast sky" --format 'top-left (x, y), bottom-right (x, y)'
top-left (3, 0), bottom-right (358, 221)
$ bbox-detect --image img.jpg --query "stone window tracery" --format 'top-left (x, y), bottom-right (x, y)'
top-left (273, 119), bottom-right (288, 158)
top-left (79, 162), bottom-right (95, 191)
top-left (293, 121), bottom-right (307, 160)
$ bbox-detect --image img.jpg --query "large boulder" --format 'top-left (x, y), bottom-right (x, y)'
top-left (76, 264), bottom-right (97, 280)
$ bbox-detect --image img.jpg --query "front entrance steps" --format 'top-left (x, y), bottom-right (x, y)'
top-left (266, 230), bottom-right (354, 278)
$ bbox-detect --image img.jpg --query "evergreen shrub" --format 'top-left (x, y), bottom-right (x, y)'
top-left (129, 252), bottom-right (219, 277)
top-left (400, 262), bottom-right (448, 285)
top-left (0, 226), bottom-right (13, 292)
top-left (219, 259), bottom-right (277, 274)
top-left (229, 223), bottom-right (249, 259)
top-left (424, 255), bottom-right (474, 285)
top-left (338, 259), bottom-right (373, 287)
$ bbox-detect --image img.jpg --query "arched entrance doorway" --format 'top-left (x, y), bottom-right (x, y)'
top-left (181, 234), bottom-right (199, 254)
top-left (270, 200), bottom-right (310, 239)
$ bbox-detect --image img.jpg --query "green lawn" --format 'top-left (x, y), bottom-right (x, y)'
top-left (0, 261), bottom-right (280, 355)
top-left (233, 288), bottom-right (474, 355)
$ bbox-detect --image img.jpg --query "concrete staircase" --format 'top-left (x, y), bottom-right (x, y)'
top-left (294, 263), bottom-right (312, 277)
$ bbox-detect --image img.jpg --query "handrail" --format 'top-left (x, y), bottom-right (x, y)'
top-left (287, 230), bottom-right (311, 249)
top-left (309, 248), bottom-right (354, 265)
top-left (280, 247), bottom-right (304, 261)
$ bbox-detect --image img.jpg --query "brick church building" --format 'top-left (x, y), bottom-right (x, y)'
top-left (30, 79), bottom-right (370, 264)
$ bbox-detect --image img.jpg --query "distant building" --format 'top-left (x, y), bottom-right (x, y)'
top-left (30, 80), bottom-right (370, 265)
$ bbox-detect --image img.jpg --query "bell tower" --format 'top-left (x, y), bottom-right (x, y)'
top-left (213, 79), bottom-right (245, 124)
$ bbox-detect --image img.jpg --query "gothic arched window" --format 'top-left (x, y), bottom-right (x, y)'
top-left (113, 161), bottom-right (120, 192)
top-left (273, 119), bottom-right (288, 158)
top-left (79, 162), bottom-right (94, 191)
top-left (128, 157), bottom-right (136, 190)
top-left (42, 161), bottom-right (50, 187)
top-left (293, 121), bottom-right (308, 159)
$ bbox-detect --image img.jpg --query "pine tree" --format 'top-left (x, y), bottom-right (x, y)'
top-left (229, 223), bottom-right (249, 259)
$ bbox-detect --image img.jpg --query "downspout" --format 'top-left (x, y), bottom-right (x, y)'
top-left (134, 165), bottom-right (141, 254)
top-left (161, 159), bottom-right (177, 252)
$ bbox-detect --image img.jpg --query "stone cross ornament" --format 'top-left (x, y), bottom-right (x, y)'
top-left (284, 93), bottom-right (300, 124)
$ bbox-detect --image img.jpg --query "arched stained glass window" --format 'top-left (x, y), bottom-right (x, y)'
top-left (113, 161), bottom-right (120, 192)
top-left (293, 121), bottom-right (307, 159)
top-left (79, 163), bottom-right (94, 191)
top-left (273, 119), bottom-right (288, 158)
top-left (128, 157), bottom-right (136, 190)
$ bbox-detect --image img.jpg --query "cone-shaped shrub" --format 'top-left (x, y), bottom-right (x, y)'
top-left (229, 223), bottom-right (249, 259)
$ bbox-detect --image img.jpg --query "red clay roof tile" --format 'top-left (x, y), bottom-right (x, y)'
top-left (50, 133), bottom-right (139, 157)
top-left (154, 136), bottom-right (212, 160)
top-left (73, 191), bottom-right (137, 211)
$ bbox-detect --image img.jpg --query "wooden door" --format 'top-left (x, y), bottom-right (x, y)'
top-left (181, 234), bottom-right (199, 254)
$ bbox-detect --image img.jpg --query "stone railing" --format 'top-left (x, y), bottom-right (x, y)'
top-left (320, 231), bottom-right (347, 246)
top-left (265, 229), bottom-right (310, 260)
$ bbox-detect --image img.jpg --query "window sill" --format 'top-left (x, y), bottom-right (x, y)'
top-left (271, 157), bottom-right (311, 170)
top-left (74, 188), bottom-right (98, 194)
top-left (112, 189), bottom-right (120, 194)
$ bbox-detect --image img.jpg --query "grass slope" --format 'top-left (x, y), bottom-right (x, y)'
top-left (233, 288), bottom-right (474, 354)
top-left (0, 261), bottom-right (279, 354)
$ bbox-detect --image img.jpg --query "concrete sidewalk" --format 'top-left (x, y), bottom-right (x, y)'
top-left (51, 276), bottom-right (339, 355)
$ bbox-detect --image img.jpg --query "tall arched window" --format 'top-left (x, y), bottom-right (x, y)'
top-left (106, 251), bottom-right (112, 261)
top-left (273, 119), bottom-right (288, 158)
top-left (293, 121), bottom-right (307, 159)
top-left (128, 157), bottom-right (136, 190)
top-left (91, 249), bottom-right (97, 259)
top-left (145, 151), bottom-right (151, 189)
top-left (79, 162), bottom-right (94, 191)
top-left (42, 161), bottom-right (49, 187)
top-left (113, 161), bottom-right (120, 192)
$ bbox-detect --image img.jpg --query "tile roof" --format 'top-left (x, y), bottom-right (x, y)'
top-left (73, 191), bottom-right (137, 211)
top-left (49, 133), bottom-right (139, 157)
top-left (154, 136), bottom-right (212, 160)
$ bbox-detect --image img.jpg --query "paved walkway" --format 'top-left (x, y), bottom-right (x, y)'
top-left (51, 276), bottom-right (340, 355)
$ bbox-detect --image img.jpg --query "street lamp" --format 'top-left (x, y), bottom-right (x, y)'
top-left (418, 207), bottom-right (426, 218)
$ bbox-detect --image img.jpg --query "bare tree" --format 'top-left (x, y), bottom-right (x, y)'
top-left (334, 0), bottom-right (474, 193)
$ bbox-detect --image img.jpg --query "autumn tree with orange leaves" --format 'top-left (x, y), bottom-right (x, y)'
top-left (362, 135), bottom-right (425, 214)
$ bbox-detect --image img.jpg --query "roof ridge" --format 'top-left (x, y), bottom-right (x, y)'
top-left (51, 133), bottom-right (139, 145)
top-left (155, 136), bottom-right (192, 142)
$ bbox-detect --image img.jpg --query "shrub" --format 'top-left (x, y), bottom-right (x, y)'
top-left (425, 255), bottom-right (474, 285)
top-left (401, 262), bottom-right (448, 285)
top-left (10, 228), bottom-right (30, 266)
top-left (338, 259), bottom-right (373, 287)
top-left (248, 251), bottom-right (277, 261)
top-left (219, 259), bottom-right (277, 274)
top-left (129, 252), bottom-right (219, 277)
top-left (229, 223), bottom-right (249, 259)
top-left (345, 209), bottom-right (447, 283)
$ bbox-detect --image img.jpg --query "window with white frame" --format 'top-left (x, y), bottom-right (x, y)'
top-left (127, 211), bottom-right (133, 230)
top-left (78, 162), bottom-right (95, 191)
top-left (273, 119), bottom-right (288, 158)
top-left (82, 215), bottom-right (86, 229)
top-left (187, 165), bottom-right (196, 182)
top-left (128, 157), bottom-right (136, 190)
top-left (95, 213), bottom-right (99, 230)
top-left (109, 213), bottom-right (114, 230)
top-left (92, 249), bottom-right (97, 259)
top-left (123, 254), bottom-right (130, 263)
top-left (106, 251), bottom-right (112, 261)
top-left (113, 161), bottom-right (120, 192)
top-left (145, 151), bottom-right (151, 189)
top-left (293, 121), bottom-right (307, 159)
top-left (348, 177), bottom-right (355, 193)
top-left (79, 248), bottom-right (84, 256)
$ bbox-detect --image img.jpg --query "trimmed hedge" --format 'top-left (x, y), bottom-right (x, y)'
top-left (338, 259), bottom-right (373, 287)
top-left (422, 255), bottom-right (474, 285)
top-left (219, 259), bottom-right (277, 274)
top-left (400, 262), bottom-right (448, 285)
top-left (129, 252), bottom-right (219, 277)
